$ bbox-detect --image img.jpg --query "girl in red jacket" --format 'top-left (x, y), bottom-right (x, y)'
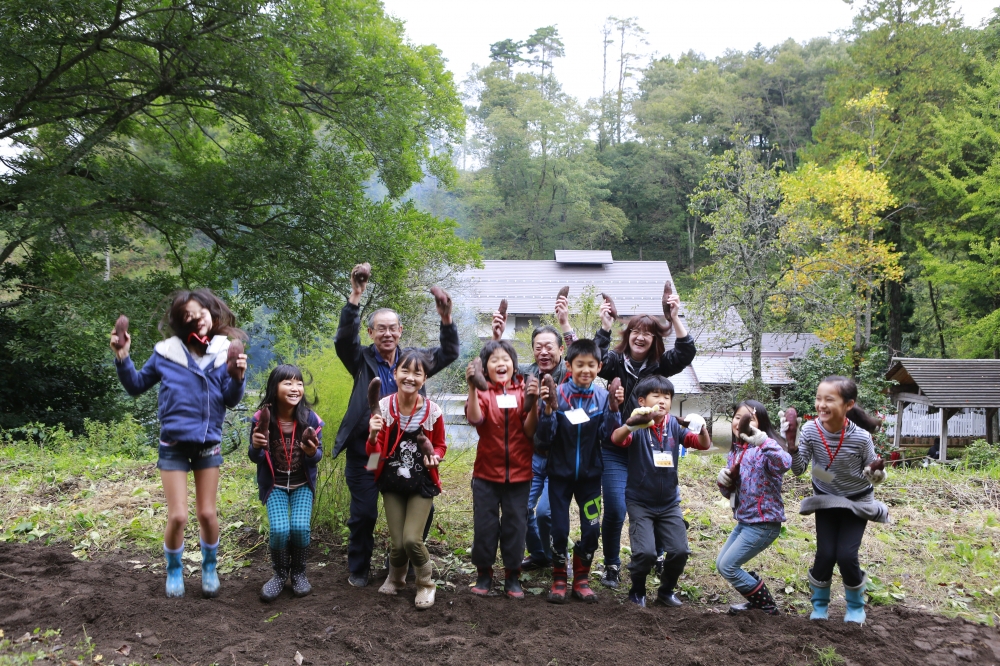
top-left (367, 349), bottom-right (447, 610)
top-left (465, 340), bottom-right (540, 599)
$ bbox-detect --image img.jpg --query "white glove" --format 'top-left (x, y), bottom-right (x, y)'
top-left (863, 465), bottom-right (887, 485)
top-left (739, 423), bottom-right (767, 447)
top-left (779, 416), bottom-right (789, 438)
top-left (685, 413), bottom-right (706, 435)
top-left (717, 467), bottom-right (733, 488)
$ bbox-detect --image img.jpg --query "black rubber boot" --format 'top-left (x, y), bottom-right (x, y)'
top-left (260, 548), bottom-right (289, 602)
top-left (504, 569), bottom-right (524, 599)
top-left (728, 571), bottom-right (759, 613)
top-left (654, 553), bottom-right (688, 607)
top-left (471, 568), bottom-right (493, 597)
top-left (601, 564), bottom-right (620, 589)
top-left (289, 544), bottom-right (312, 597)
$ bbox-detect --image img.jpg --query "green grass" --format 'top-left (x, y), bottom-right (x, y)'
top-left (0, 420), bottom-right (265, 577)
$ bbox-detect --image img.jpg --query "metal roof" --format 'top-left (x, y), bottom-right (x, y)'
top-left (693, 351), bottom-right (798, 386)
top-left (886, 357), bottom-right (1000, 408)
top-left (453, 259), bottom-right (674, 317)
top-left (554, 250), bottom-right (614, 264)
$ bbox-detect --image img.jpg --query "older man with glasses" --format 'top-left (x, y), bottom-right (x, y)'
top-left (333, 264), bottom-right (459, 587)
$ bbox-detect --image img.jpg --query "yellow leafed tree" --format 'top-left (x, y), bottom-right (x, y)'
top-left (779, 157), bottom-right (902, 357)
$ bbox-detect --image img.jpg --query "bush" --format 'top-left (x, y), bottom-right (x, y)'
top-left (0, 417), bottom-right (151, 457)
top-left (963, 439), bottom-right (1000, 470)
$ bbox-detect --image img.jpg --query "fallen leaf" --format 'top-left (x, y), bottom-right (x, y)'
top-left (784, 586), bottom-right (794, 594)
top-left (116, 644), bottom-right (131, 656)
top-left (14, 632), bottom-right (32, 644)
top-left (68, 661), bottom-right (82, 666)
top-left (93, 656), bottom-right (103, 663)
top-left (294, 650), bottom-right (304, 665)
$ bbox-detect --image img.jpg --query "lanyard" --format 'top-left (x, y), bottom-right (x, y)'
top-left (387, 394), bottom-right (423, 459)
top-left (278, 420), bottom-right (297, 489)
top-left (817, 423), bottom-right (846, 471)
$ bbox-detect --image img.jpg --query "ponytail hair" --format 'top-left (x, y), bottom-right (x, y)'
top-left (818, 375), bottom-right (883, 434)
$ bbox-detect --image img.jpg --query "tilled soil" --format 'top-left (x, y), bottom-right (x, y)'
top-left (1, 542), bottom-right (999, 666)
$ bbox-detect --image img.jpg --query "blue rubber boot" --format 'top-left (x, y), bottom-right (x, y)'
top-left (164, 544), bottom-right (185, 598)
top-left (201, 539), bottom-right (220, 599)
top-left (808, 571), bottom-right (830, 621)
top-left (844, 575), bottom-right (868, 624)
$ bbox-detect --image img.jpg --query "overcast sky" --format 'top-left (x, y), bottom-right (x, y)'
top-left (381, 0), bottom-right (1000, 103)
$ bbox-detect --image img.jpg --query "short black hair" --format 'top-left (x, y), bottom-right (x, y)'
top-left (634, 375), bottom-right (675, 399)
top-left (531, 325), bottom-right (563, 348)
top-left (479, 339), bottom-right (519, 371)
top-left (565, 338), bottom-right (600, 365)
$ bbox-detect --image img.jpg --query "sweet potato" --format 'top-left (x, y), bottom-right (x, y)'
top-left (429, 285), bottom-right (452, 313)
top-left (557, 285), bottom-right (570, 300)
top-left (541, 373), bottom-right (559, 413)
top-left (469, 357), bottom-right (489, 391)
top-left (498, 298), bottom-right (508, 318)
top-left (367, 378), bottom-right (382, 416)
top-left (600, 293), bottom-right (618, 319)
top-left (256, 405), bottom-right (270, 436)
top-left (662, 281), bottom-right (675, 319)
top-left (415, 431), bottom-right (435, 458)
top-left (608, 377), bottom-right (622, 412)
top-left (351, 263), bottom-right (371, 290)
top-left (521, 376), bottom-right (538, 416)
top-left (227, 339), bottom-right (244, 379)
top-left (111, 315), bottom-right (129, 350)
top-left (625, 410), bottom-right (656, 428)
top-left (869, 457), bottom-right (885, 472)
top-left (301, 426), bottom-right (319, 450)
top-left (783, 407), bottom-right (798, 447)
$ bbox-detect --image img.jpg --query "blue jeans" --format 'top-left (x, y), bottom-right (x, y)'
top-left (600, 446), bottom-right (629, 567)
top-left (715, 522), bottom-right (782, 593)
top-left (524, 454), bottom-right (551, 562)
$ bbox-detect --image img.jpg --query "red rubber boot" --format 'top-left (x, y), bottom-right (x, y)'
top-left (571, 552), bottom-right (598, 603)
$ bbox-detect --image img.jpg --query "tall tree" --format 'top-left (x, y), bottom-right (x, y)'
top-left (689, 140), bottom-right (791, 381)
top-left (0, 0), bottom-right (478, 428)
top-left (803, 0), bottom-right (971, 356)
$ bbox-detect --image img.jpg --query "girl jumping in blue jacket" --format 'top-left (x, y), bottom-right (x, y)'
top-left (111, 289), bottom-right (247, 598)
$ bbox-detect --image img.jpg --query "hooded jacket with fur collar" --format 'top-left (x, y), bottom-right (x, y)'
top-left (115, 335), bottom-right (246, 444)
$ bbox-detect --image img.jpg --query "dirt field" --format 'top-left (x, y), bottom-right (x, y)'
top-left (2, 542), bottom-right (1000, 666)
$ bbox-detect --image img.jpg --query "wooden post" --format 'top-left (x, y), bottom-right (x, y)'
top-left (939, 408), bottom-right (958, 462)
top-left (893, 400), bottom-right (905, 451)
top-left (987, 408), bottom-right (997, 445)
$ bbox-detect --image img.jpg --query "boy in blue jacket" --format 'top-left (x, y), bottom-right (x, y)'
top-left (609, 376), bottom-right (710, 607)
top-left (536, 339), bottom-right (618, 604)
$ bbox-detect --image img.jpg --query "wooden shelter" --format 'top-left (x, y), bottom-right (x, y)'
top-left (885, 358), bottom-right (1000, 461)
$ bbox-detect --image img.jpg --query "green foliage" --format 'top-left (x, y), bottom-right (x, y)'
top-left (963, 439), bottom-right (1000, 470)
top-left (293, 343), bottom-right (354, 536)
top-left (0, 0), bottom-right (479, 430)
top-left (786, 345), bottom-right (894, 414)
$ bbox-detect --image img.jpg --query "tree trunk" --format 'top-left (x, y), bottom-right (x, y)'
top-left (928, 280), bottom-right (947, 358)
top-left (888, 279), bottom-right (903, 357)
top-left (751, 328), bottom-right (762, 381)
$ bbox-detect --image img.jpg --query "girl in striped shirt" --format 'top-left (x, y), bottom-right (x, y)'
top-left (789, 375), bottom-right (887, 624)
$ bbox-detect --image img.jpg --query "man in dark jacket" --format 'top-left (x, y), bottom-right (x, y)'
top-left (335, 265), bottom-right (459, 587)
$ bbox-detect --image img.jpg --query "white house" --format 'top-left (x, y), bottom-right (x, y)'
top-left (448, 251), bottom-right (821, 425)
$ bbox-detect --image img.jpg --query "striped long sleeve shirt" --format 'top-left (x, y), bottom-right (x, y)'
top-left (792, 419), bottom-right (877, 498)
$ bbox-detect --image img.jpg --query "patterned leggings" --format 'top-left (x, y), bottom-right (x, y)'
top-left (266, 486), bottom-right (313, 550)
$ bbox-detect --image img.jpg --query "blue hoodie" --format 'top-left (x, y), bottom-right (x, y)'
top-left (536, 380), bottom-right (616, 481)
top-left (115, 335), bottom-right (246, 444)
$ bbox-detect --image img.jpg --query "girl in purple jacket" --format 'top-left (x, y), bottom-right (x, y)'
top-left (715, 400), bottom-right (792, 615)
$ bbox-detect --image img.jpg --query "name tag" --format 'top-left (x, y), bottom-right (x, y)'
top-left (565, 408), bottom-right (591, 425)
top-left (653, 451), bottom-right (674, 468)
top-left (812, 466), bottom-right (836, 483)
top-left (365, 452), bottom-right (381, 471)
top-left (496, 394), bottom-right (518, 409)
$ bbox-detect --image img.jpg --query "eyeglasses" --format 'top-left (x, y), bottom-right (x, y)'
top-left (373, 325), bottom-right (400, 334)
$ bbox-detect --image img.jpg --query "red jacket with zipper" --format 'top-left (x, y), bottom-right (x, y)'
top-left (466, 378), bottom-right (534, 484)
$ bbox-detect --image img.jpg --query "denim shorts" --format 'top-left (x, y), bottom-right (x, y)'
top-left (157, 441), bottom-right (223, 472)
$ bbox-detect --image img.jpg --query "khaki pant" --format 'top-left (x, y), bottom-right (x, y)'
top-left (382, 492), bottom-right (433, 568)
